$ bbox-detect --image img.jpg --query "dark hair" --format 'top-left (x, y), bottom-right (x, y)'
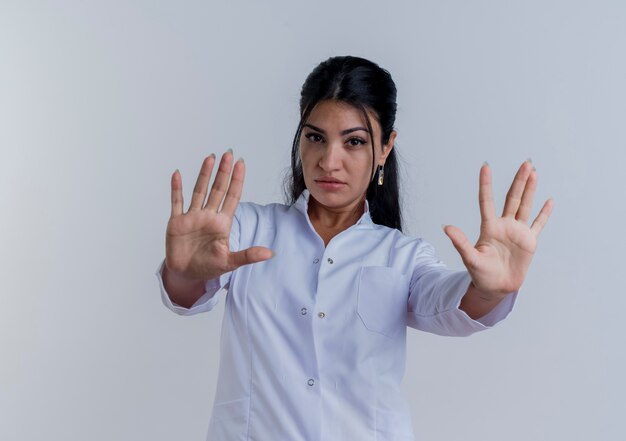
top-left (283, 55), bottom-right (402, 231)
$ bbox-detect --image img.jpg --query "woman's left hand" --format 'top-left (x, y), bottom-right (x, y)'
top-left (443, 160), bottom-right (554, 300)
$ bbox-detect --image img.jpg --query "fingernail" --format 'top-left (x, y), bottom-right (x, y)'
top-left (441, 224), bottom-right (447, 231)
top-left (483, 161), bottom-right (489, 167)
top-left (526, 157), bottom-right (533, 164)
top-left (209, 153), bottom-right (216, 159)
top-left (227, 148), bottom-right (233, 155)
top-left (238, 157), bottom-right (244, 163)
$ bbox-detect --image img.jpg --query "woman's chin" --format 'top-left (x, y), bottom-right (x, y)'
top-left (307, 189), bottom-right (364, 212)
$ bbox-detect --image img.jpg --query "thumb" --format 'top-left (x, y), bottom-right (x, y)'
top-left (228, 246), bottom-right (274, 270)
top-left (442, 224), bottom-right (478, 269)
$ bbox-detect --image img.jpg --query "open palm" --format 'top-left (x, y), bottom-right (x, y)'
top-left (444, 160), bottom-right (554, 297)
top-left (166, 151), bottom-right (273, 283)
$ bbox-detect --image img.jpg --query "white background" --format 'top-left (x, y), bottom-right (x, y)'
top-left (2, 1), bottom-right (624, 440)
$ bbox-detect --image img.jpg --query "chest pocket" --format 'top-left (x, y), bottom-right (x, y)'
top-left (356, 266), bottom-right (410, 338)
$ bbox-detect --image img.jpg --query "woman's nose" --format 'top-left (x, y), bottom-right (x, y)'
top-left (318, 143), bottom-right (342, 171)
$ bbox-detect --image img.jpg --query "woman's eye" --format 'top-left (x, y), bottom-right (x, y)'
top-left (304, 133), bottom-right (323, 143)
top-left (347, 137), bottom-right (366, 147)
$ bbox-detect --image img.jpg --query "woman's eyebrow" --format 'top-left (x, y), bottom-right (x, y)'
top-left (303, 123), bottom-right (369, 135)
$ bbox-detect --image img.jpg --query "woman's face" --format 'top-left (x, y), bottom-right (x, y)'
top-left (299, 99), bottom-right (396, 213)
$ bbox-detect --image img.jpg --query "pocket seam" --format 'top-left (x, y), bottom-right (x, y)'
top-left (356, 266), bottom-right (409, 338)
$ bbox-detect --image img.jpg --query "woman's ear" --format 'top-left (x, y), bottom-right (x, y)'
top-left (379, 130), bottom-right (397, 165)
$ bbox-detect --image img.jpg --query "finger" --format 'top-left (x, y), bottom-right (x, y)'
top-left (205, 149), bottom-right (234, 211)
top-left (516, 168), bottom-right (537, 223)
top-left (502, 160), bottom-right (533, 218)
top-left (170, 169), bottom-right (184, 218)
top-left (220, 158), bottom-right (245, 217)
top-left (442, 224), bottom-right (479, 270)
top-left (228, 246), bottom-right (274, 270)
top-left (479, 162), bottom-right (496, 221)
top-left (188, 154), bottom-right (216, 212)
top-left (530, 198), bottom-right (555, 238)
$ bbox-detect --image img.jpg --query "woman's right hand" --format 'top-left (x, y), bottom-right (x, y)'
top-left (165, 150), bottom-right (274, 284)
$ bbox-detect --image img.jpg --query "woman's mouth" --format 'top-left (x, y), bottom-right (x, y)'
top-left (314, 177), bottom-right (346, 190)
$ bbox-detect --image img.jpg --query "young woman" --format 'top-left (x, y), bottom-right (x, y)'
top-left (156, 55), bottom-right (554, 440)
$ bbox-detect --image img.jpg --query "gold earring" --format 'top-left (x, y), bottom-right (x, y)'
top-left (377, 164), bottom-right (384, 185)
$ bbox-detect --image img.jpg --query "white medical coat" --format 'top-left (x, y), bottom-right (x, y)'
top-left (156, 189), bottom-right (517, 440)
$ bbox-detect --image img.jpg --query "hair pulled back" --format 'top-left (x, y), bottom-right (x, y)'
top-left (284, 55), bottom-right (402, 231)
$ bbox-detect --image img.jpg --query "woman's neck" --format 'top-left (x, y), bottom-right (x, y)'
top-left (307, 196), bottom-right (365, 245)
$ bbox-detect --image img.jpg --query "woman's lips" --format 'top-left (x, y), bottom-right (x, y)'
top-left (315, 178), bottom-right (346, 190)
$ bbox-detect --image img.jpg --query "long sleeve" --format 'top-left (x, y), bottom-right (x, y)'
top-left (155, 205), bottom-right (242, 316)
top-left (406, 240), bottom-right (518, 336)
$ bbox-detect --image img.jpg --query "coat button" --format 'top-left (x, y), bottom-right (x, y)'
top-left (301, 307), bottom-right (307, 315)
top-left (318, 312), bottom-right (326, 318)
top-left (327, 258), bottom-right (334, 264)
top-left (313, 258), bottom-right (319, 264)
top-left (307, 379), bottom-right (315, 386)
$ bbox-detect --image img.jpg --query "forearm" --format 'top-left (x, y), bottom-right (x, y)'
top-left (459, 281), bottom-right (508, 320)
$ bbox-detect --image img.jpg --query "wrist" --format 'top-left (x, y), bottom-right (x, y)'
top-left (468, 281), bottom-right (508, 302)
top-left (162, 264), bottom-right (206, 294)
